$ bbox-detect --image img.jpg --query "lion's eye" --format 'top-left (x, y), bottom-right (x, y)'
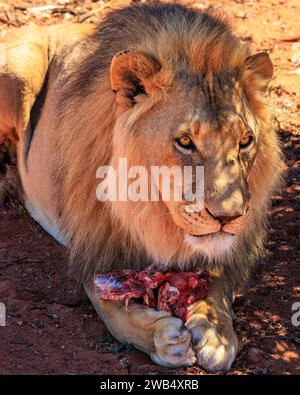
top-left (175, 135), bottom-right (195, 153)
top-left (239, 134), bottom-right (254, 150)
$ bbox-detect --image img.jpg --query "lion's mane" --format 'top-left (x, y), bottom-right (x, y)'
top-left (55, 2), bottom-right (283, 287)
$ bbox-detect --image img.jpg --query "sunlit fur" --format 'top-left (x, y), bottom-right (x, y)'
top-left (55, 2), bottom-right (283, 287)
top-left (185, 233), bottom-right (236, 260)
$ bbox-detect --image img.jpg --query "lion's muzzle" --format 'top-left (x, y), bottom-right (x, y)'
top-left (171, 204), bottom-right (250, 237)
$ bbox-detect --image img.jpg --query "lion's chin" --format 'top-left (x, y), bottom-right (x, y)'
top-left (185, 231), bottom-right (236, 260)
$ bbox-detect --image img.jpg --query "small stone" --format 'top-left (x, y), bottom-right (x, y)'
top-left (16, 320), bottom-right (23, 326)
top-left (120, 357), bottom-right (129, 369)
top-left (236, 12), bottom-right (247, 19)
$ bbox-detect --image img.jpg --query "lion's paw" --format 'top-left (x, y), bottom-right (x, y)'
top-left (151, 316), bottom-right (196, 368)
top-left (190, 319), bottom-right (238, 372)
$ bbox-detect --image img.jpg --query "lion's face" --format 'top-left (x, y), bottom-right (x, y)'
top-left (112, 72), bottom-right (261, 260)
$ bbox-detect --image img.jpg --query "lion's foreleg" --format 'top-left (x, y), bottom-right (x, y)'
top-left (85, 284), bottom-right (196, 368)
top-left (185, 271), bottom-right (238, 372)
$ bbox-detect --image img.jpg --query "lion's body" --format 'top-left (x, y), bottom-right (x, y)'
top-left (0, 2), bottom-right (283, 371)
top-left (0, 23), bottom-right (95, 243)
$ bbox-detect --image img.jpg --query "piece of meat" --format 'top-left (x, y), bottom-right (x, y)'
top-left (94, 267), bottom-right (209, 322)
top-left (157, 272), bottom-right (209, 321)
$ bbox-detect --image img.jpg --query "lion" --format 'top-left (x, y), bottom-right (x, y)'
top-left (0, 2), bottom-right (283, 371)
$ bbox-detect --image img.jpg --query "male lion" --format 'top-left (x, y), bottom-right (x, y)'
top-left (0, 2), bottom-right (283, 371)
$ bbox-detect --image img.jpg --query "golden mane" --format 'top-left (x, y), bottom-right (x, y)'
top-left (55, 2), bottom-right (283, 286)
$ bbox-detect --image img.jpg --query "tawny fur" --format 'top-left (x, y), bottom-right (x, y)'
top-left (48, 3), bottom-right (284, 286)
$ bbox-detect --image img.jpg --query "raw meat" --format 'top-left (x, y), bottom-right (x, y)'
top-left (94, 267), bottom-right (209, 322)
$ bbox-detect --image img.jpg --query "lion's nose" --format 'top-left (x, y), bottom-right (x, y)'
top-left (216, 214), bottom-right (242, 225)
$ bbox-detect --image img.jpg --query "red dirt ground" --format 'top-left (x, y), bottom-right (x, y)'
top-left (0, 0), bottom-right (299, 375)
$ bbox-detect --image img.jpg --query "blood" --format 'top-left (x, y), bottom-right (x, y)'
top-left (94, 268), bottom-right (209, 322)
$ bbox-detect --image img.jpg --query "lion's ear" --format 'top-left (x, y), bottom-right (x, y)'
top-left (244, 52), bottom-right (273, 93)
top-left (110, 50), bottom-right (161, 110)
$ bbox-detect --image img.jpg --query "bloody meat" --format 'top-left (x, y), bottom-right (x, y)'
top-left (94, 268), bottom-right (209, 322)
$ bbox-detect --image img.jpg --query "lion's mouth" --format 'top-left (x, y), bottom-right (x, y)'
top-left (184, 207), bottom-right (251, 238)
top-left (189, 230), bottom-right (234, 238)
top-left (169, 204), bottom-right (250, 242)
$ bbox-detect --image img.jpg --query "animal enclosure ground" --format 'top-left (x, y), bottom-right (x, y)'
top-left (0, 0), bottom-right (299, 375)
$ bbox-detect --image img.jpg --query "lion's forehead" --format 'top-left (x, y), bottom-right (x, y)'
top-left (161, 75), bottom-right (256, 131)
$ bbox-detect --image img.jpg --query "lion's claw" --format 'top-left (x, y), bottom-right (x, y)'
top-left (189, 319), bottom-right (238, 372)
top-left (151, 316), bottom-right (196, 368)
